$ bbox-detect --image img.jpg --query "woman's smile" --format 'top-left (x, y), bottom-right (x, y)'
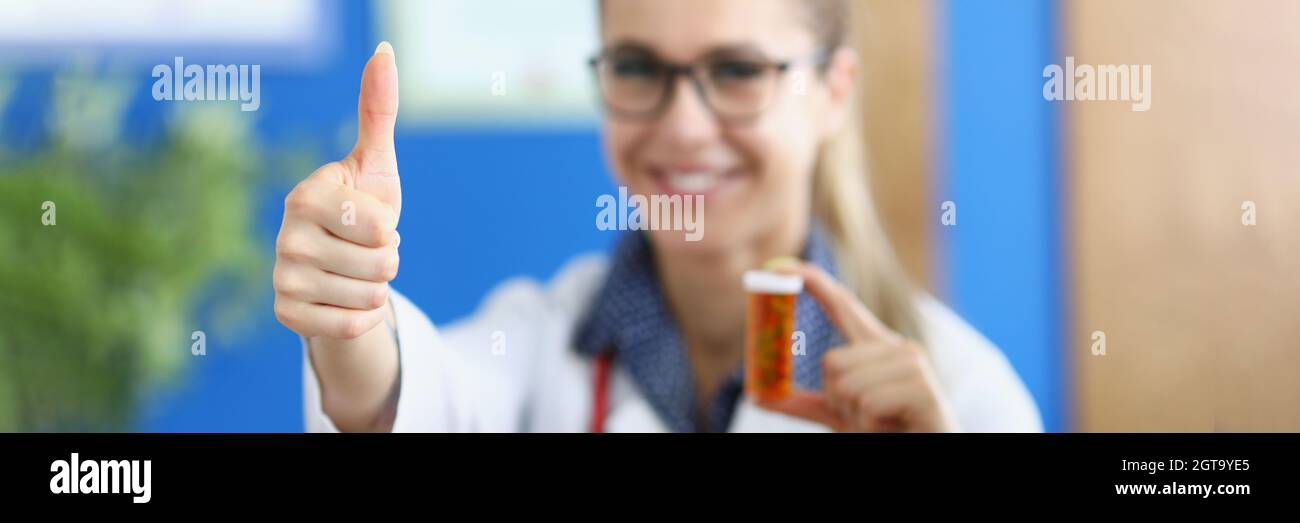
top-left (645, 163), bottom-right (748, 199)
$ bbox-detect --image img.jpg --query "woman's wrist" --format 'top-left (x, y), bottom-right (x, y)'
top-left (307, 299), bottom-right (401, 432)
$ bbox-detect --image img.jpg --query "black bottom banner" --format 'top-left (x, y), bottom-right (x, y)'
top-left (1, 433), bottom-right (1293, 511)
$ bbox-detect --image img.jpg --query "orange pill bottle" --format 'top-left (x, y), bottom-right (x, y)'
top-left (743, 270), bottom-right (803, 402)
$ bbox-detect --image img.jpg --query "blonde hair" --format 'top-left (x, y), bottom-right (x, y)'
top-left (805, 0), bottom-right (925, 342)
top-left (813, 109), bottom-right (924, 342)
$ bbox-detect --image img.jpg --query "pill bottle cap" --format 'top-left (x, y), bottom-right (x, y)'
top-left (743, 270), bottom-right (803, 295)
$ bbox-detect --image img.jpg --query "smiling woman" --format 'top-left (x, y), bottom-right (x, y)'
top-left (597, 0), bottom-right (924, 342)
top-left (283, 0), bottom-right (1042, 434)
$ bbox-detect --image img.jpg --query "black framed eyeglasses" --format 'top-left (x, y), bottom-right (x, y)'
top-left (588, 47), bottom-right (830, 124)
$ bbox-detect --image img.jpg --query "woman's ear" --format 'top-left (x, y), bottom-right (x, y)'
top-left (820, 46), bottom-right (860, 137)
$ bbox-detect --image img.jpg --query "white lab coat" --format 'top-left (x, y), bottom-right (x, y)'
top-left (303, 254), bottom-right (1044, 432)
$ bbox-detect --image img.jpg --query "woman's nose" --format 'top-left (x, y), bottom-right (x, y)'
top-left (655, 75), bottom-right (723, 146)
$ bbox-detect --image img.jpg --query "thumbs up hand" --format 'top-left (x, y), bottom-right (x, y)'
top-left (275, 42), bottom-right (403, 340)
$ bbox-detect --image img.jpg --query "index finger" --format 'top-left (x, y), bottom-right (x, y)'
top-left (778, 261), bottom-right (900, 344)
top-left (302, 178), bottom-right (399, 248)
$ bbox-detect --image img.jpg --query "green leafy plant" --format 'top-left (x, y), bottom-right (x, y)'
top-left (0, 67), bottom-right (272, 431)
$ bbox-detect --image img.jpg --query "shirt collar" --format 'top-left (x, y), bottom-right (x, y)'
top-left (573, 224), bottom-right (846, 432)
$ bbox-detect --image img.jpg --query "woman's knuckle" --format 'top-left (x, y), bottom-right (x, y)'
top-left (273, 298), bottom-right (295, 327)
top-left (369, 284), bottom-right (390, 309)
top-left (336, 315), bottom-right (366, 339)
top-left (283, 186), bottom-right (316, 217)
top-left (379, 252), bottom-right (400, 281)
top-left (275, 230), bottom-right (306, 259)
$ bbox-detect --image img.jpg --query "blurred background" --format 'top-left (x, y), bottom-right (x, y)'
top-left (0, 0), bottom-right (1295, 432)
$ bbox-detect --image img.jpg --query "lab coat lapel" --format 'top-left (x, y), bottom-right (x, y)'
top-left (604, 383), bottom-right (672, 432)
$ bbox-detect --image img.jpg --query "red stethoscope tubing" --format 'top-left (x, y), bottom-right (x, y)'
top-left (589, 352), bottom-right (614, 433)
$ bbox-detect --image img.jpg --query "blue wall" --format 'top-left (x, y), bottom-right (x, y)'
top-left (938, 0), bottom-right (1065, 431)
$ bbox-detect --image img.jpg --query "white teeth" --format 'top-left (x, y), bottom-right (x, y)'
top-left (666, 171), bottom-right (720, 193)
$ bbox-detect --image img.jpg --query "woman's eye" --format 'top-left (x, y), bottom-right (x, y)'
top-left (611, 58), bottom-right (662, 79)
top-left (710, 61), bottom-right (764, 82)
